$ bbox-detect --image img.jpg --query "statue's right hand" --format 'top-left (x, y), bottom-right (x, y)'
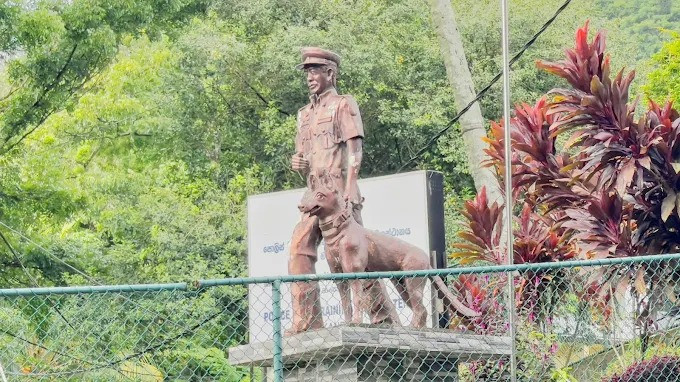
top-left (291, 154), bottom-right (309, 171)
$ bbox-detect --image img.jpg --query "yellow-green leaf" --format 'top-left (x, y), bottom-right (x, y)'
top-left (634, 269), bottom-right (647, 295)
top-left (666, 286), bottom-right (677, 303)
top-left (661, 190), bottom-right (676, 222)
top-left (120, 360), bottom-right (164, 381)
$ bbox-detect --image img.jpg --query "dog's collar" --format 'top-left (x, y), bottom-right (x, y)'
top-left (319, 209), bottom-right (352, 232)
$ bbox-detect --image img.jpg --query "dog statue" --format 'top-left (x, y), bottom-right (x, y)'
top-left (298, 181), bottom-right (480, 328)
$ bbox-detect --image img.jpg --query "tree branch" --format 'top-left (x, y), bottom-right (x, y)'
top-left (23, 43), bottom-right (79, 122)
top-left (230, 68), bottom-right (291, 117)
top-left (0, 79), bottom-right (26, 102)
top-left (212, 82), bottom-right (259, 130)
top-left (0, 56), bottom-right (96, 155)
top-left (0, 44), bottom-right (79, 154)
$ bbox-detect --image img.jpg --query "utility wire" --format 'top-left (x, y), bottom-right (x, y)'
top-left (0, 328), bottom-right (137, 381)
top-left (0, 220), bottom-right (96, 283)
top-left (0, 229), bottom-right (37, 285)
top-left (398, 0), bottom-right (573, 171)
top-left (0, 228), bottom-right (77, 330)
top-left (3, 303), bottom-right (231, 378)
top-left (0, 219), bottom-right (224, 376)
top-left (0, 219), bottom-right (241, 378)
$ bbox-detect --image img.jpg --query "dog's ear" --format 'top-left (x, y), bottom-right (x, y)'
top-left (308, 175), bottom-right (318, 190)
top-left (320, 171), bottom-right (335, 191)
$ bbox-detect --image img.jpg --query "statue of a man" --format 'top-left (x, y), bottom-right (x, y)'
top-left (288, 47), bottom-right (398, 334)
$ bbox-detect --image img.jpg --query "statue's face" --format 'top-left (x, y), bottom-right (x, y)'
top-left (305, 65), bottom-right (333, 95)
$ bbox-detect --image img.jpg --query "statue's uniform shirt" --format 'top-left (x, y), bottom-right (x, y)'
top-left (295, 88), bottom-right (363, 202)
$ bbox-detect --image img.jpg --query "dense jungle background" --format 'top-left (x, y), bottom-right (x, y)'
top-left (2, 0), bottom-right (680, 380)
top-left (0, 0), bottom-right (677, 289)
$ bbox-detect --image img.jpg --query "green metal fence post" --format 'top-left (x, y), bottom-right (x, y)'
top-left (272, 279), bottom-right (283, 382)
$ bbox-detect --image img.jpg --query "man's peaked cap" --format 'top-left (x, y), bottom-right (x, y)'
top-left (295, 47), bottom-right (341, 70)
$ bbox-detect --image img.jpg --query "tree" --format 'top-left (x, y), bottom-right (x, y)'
top-left (595, 0), bottom-right (680, 62)
top-left (0, 0), bottom-right (208, 157)
top-left (0, 0), bottom-right (210, 287)
top-left (0, 35), bottom-right (254, 379)
top-left (643, 31), bottom-right (680, 104)
top-left (428, 0), bottom-right (502, 203)
top-left (0, 0), bottom-right (631, 286)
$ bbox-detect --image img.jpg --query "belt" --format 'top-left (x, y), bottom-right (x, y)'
top-left (309, 168), bottom-right (346, 177)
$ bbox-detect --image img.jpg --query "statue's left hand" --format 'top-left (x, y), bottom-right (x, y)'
top-left (343, 186), bottom-right (358, 205)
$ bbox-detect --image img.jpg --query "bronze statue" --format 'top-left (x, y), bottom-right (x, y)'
top-left (288, 47), bottom-right (398, 334)
top-left (298, 182), bottom-right (480, 328)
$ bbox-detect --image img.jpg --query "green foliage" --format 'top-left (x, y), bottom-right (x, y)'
top-left (595, 0), bottom-right (680, 62)
top-left (0, 0), bottom-right (207, 156)
top-left (452, 0), bottom-right (598, 121)
top-left (1, 33), bottom-right (256, 286)
top-left (643, 31), bottom-right (680, 104)
top-left (551, 367), bottom-right (578, 382)
top-left (1, 0), bottom-right (678, 378)
top-left (168, 342), bottom-right (242, 381)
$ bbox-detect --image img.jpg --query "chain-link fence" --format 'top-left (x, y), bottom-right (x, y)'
top-left (2, 254), bottom-right (680, 381)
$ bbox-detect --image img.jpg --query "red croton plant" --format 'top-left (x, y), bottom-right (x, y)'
top-left (603, 356), bottom-right (680, 382)
top-left (451, 21), bottom-right (680, 343)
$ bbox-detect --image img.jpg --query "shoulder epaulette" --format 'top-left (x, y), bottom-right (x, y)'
top-left (338, 94), bottom-right (360, 116)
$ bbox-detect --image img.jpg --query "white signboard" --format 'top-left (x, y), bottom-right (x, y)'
top-left (247, 170), bottom-right (441, 342)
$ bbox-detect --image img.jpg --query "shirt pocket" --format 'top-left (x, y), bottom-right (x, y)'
top-left (299, 123), bottom-right (312, 152)
top-left (316, 116), bottom-right (344, 148)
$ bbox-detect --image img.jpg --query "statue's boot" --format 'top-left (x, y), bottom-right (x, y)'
top-left (287, 279), bottom-right (323, 335)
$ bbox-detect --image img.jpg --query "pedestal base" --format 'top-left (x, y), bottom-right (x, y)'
top-left (281, 352), bottom-right (459, 382)
top-left (229, 325), bottom-right (511, 381)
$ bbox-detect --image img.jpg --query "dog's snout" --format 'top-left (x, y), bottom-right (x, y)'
top-left (297, 203), bottom-right (305, 212)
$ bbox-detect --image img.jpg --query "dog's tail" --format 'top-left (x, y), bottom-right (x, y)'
top-left (431, 276), bottom-right (480, 318)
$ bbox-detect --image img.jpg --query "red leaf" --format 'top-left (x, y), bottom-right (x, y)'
top-left (661, 190), bottom-right (676, 222)
top-left (614, 160), bottom-right (635, 196)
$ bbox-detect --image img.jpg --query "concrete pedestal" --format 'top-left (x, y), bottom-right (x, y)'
top-left (229, 325), bottom-right (511, 381)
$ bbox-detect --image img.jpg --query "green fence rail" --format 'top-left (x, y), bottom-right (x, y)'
top-left (2, 254), bottom-right (680, 381)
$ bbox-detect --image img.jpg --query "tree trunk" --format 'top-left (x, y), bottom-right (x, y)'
top-left (428, 0), bottom-right (503, 204)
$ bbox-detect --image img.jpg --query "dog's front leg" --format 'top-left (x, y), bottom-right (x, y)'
top-left (349, 279), bottom-right (366, 324)
top-left (340, 238), bottom-right (368, 324)
top-left (336, 280), bottom-right (353, 322)
top-left (325, 247), bottom-right (353, 322)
